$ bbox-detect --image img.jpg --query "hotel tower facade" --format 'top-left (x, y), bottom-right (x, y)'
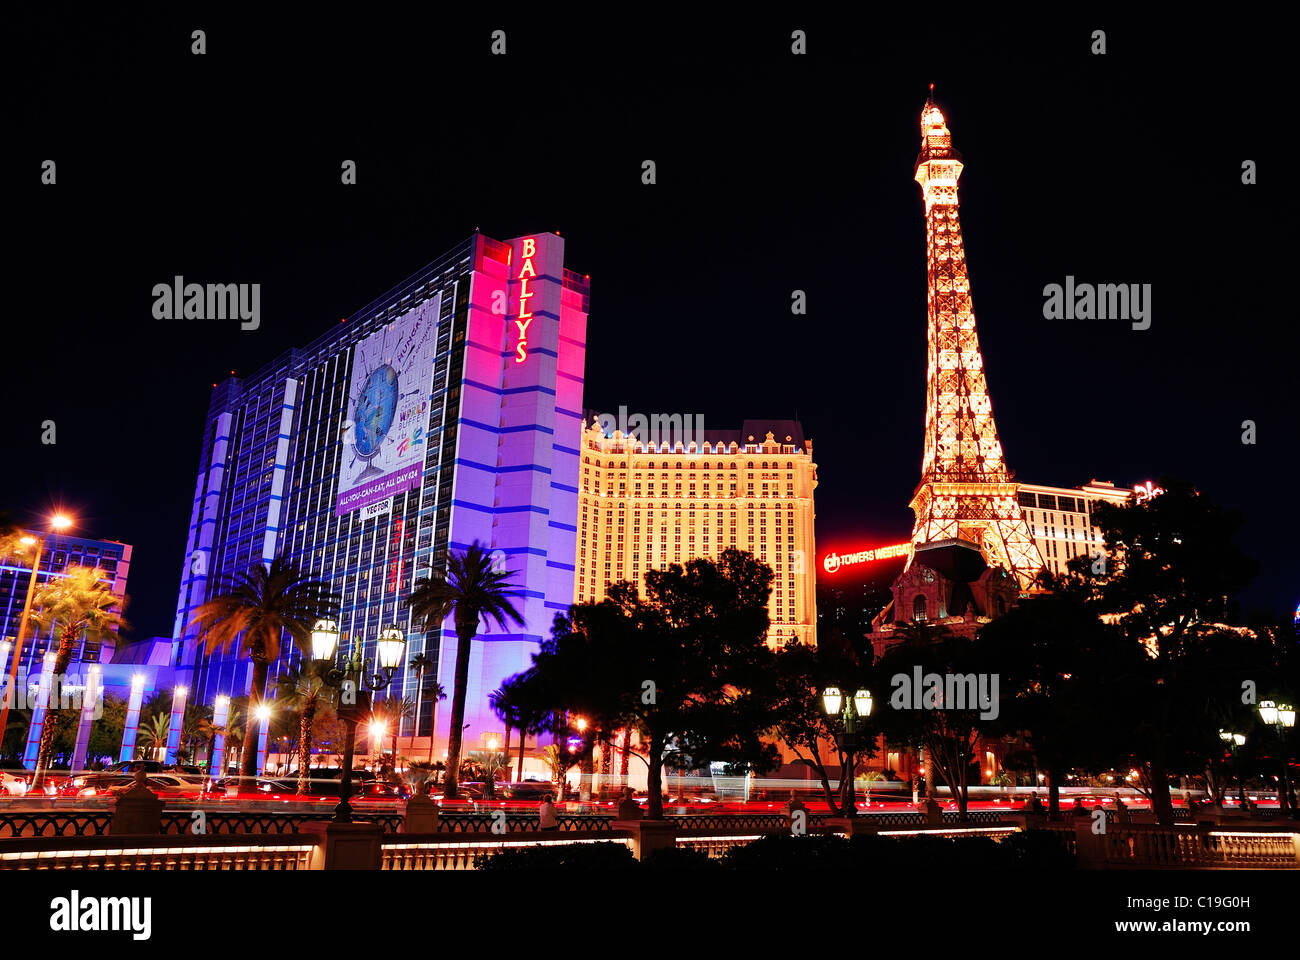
top-left (575, 416), bottom-right (818, 646)
top-left (171, 232), bottom-right (589, 754)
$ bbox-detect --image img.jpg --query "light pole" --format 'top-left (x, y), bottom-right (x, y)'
top-left (1219, 729), bottom-right (1249, 810)
top-left (305, 619), bottom-right (405, 823)
top-left (1258, 701), bottom-right (1296, 816)
top-left (822, 686), bottom-right (873, 818)
top-left (0, 514), bottom-right (73, 750)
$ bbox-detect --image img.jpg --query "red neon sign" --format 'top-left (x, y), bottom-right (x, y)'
top-left (515, 238), bottom-right (537, 363)
top-left (822, 542), bottom-right (910, 574)
top-left (1133, 480), bottom-right (1163, 504)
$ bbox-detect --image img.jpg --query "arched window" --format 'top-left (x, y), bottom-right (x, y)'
top-left (912, 595), bottom-right (928, 621)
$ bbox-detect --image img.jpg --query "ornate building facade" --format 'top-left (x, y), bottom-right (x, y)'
top-left (575, 416), bottom-right (818, 646)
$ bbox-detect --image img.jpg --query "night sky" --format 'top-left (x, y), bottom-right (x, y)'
top-left (7, 11), bottom-right (1295, 643)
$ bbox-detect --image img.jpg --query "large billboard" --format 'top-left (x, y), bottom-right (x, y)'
top-left (335, 294), bottom-right (440, 516)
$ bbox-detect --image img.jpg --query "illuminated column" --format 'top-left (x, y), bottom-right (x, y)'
top-left (164, 684), bottom-right (188, 764)
top-left (22, 653), bottom-right (57, 769)
top-left (119, 673), bottom-right (146, 763)
top-left (0, 642), bottom-right (10, 700)
top-left (255, 704), bottom-right (271, 776)
top-left (69, 665), bottom-right (101, 771)
top-left (210, 695), bottom-right (229, 775)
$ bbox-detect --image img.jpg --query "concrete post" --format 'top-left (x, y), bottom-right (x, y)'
top-left (615, 819), bottom-right (677, 861)
top-left (299, 821), bottom-right (384, 869)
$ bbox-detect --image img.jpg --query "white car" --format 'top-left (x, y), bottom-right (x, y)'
top-left (1, 771), bottom-right (27, 796)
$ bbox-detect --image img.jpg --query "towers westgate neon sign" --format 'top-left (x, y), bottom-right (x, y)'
top-left (822, 542), bottom-right (910, 574)
top-left (514, 237), bottom-right (537, 364)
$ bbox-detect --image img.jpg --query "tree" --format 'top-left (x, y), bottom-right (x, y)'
top-left (275, 660), bottom-right (337, 794)
top-left (188, 555), bottom-right (338, 784)
top-left (769, 639), bottom-right (878, 815)
top-left (489, 679), bottom-right (526, 781)
top-left (978, 584), bottom-right (1141, 817)
top-left (873, 622), bottom-right (989, 820)
top-left (408, 651), bottom-right (439, 761)
top-left (1071, 479), bottom-right (1258, 824)
top-left (371, 695), bottom-right (416, 765)
top-left (404, 542), bottom-right (525, 799)
top-left (28, 565), bottom-right (126, 789)
top-left (87, 693), bottom-right (127, 768)
top-left (519, 549), bottom-right (780, 819)
top-left (137, 712), bottom-right (171, 761)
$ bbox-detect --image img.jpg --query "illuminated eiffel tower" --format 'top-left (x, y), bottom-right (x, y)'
top-left (905, 91), bottom-right (1044, 591)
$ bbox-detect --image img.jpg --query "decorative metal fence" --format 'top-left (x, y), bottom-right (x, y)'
top-left (0, 812), bottom-right (113, 838)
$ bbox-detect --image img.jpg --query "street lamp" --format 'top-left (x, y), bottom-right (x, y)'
top-left (822, 686), bottom-right (872, 818)
top-left (0, 514), bottom-right (74, 747)
top-left (303, 619), bottom-right (406, 822)
top-left (1258, 700), bottom-right (1297, 816)
top-left (1220, 729), bottom-right (1250, 809)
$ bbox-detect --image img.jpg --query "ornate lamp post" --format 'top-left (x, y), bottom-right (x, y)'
top-left (1219, 729), bottom-right (1249, 810)
top-left (1258, 700), bottom-right (1296, 815)
top-left (822, 686), bottom-right (873, 818)
top-left (305, 618), bottom-right (406, 823)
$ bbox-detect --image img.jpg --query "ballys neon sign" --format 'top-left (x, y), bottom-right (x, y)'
top-left (822, 542), bottom-right (910, 574)
top-left (514, 237), bottom-right (538, 364)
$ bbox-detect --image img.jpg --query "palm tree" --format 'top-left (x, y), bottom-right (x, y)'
top-left (408, 651), bottom-right (434, 758)
top-left (187, 555), bottom-right (338, 784)
top-left (489, 678), bottom-right (532, 782)
top-left (137, 712), bottom-right (171, 761)
top-left (29, 565), bottom-right (126, 789)
top-left (275, 660), bottom-right (336, 795)
top-left (371, 695), bottom-right (416, 766)
top-left (403, 542), bottom-right (525, 799)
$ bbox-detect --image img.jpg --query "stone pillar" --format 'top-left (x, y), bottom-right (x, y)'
top-left (110, 768), bottom-right (164, 835)
top-left (299, 821), bottom-right (384, 870)
top-left (615, 819), bottom-right (678, 861)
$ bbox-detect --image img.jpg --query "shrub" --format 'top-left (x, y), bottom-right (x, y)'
top-left (641, 845), bottom-right (721, 872)
top-left (474, 840), bottom-right (637, 871)
top-left (720, 833), bottom-right (854, 870)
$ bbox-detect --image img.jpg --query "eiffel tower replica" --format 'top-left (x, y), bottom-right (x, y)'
top-left (873, 92), bottom-right (1044, 647)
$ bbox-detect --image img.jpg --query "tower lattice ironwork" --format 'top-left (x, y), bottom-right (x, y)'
top-left (906, 94), bottom-right (1044, 590)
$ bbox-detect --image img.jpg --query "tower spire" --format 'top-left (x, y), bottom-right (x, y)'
top-left (906, 99), bottom-right (1044, 590)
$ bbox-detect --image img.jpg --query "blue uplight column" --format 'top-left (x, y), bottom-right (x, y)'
top-left (164, 685), bottom-right (188, 764)
top-left (70, 665), bottom-right (101, 771)
top-left (119, 674), bottom-right (146, 763)
top-left (209, 695), bottom-right (229, 775)
top-left (22, 654), bottom-right (57, 769)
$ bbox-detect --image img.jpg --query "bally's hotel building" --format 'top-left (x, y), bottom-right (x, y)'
top-left (172, 232), bottom-right (589, 753)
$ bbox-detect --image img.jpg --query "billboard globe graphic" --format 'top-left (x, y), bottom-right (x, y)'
top-left (353, 364), bottom-right (400, 474)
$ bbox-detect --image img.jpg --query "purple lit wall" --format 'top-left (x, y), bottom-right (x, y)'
top-left (430, 233), bottom-right (587, 752)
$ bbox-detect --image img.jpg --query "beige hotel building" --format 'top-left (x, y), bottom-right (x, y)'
top-left (1016, 478), bottom-right (1136, 579)
top-left (575, 414), bottom-right (818, 645)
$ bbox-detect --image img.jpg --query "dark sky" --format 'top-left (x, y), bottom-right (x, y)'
top-left (7, 11), bottom-right (1296, 642)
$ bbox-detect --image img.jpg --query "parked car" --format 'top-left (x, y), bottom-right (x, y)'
top-left (1, 771), bottom-right (28, 796)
